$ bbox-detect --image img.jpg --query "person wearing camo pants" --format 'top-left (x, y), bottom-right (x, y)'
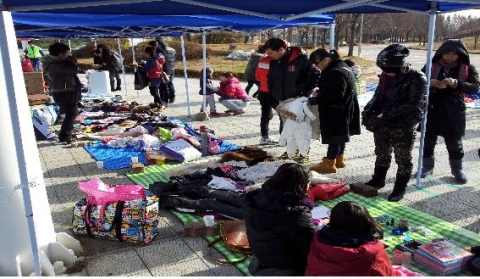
top-left (361, 44), bottom-right (426, 202)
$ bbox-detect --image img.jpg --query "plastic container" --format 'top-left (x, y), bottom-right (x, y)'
top-left (203, 215), bottom-right (215, 227)
top-left (402, 252), bottom-right (412, 268)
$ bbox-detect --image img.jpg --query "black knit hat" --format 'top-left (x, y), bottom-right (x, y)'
top-left (376, 44), bottom-right (410, 68)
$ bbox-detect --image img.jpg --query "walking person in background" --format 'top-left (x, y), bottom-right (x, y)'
top-left (155, 37), bottom-right (176, 103)
top-left (244, 46), bottom-right (264, 96)
top-left (243, 163), bottom-right (316, 276)
top-left (263, 38), bottom-right (319, 162)
top-left (255, 50), bottom-right (279, 144)
top-left (305, 201), bottom-right (393, 276)
top-left (42, 42), bottom-right (81, 144)
top-left (214, 71), bottom-right (250, 116)
top-left (198, 67), bottom-right (220, 116)
top-left (419, 39), bottom-right (480, 184)
top-left (361, 44), bottom-right (426, 202)
top-left (307, 49), bottom-right (360, 174)
top-left (95, 44), bottom-right (122, 92)
top-left (24, 40), bottom-right (44, 72)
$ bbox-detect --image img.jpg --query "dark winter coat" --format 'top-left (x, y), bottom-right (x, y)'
top-left (245, 52), bottom-right (263, 81)
top-left (100, 46), bottom-right (121, 71)
top-left (363, 69), bottom-right (427, 130)
top-left (305, 227), bottom-right (393, 276)
top-left (242, 189), bottom-right (315, 275)
top-left (268, 47), bottom-right (313, 101)
top-left (309, 60), bottom-right (360, 144)
top-left (42, 55), bottom-right (81, 94)
top-left (421, 40), bottom-right (480, 138)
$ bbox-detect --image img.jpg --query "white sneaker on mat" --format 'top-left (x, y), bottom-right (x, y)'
top-left (260, 137), bottom-right (278, 145)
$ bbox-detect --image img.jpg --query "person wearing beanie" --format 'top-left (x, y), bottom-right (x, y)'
top-left (419, 39), bottom-right (480, 184)
top-left (361, 44), bottom-right (427, 202)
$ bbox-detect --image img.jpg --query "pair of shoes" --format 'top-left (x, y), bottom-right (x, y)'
top-left (114, 87), bottom-right (121, 91)
top-left (295, 155), bottom-right (310, 164)
top-left (224, 109), bottom-right (234, 114)
top-left (259, 137), bottom-right (278, 145)
top-left (209, 111), bottom-right (221, 116)
top-left (278, 152), bottom-right (289, 160)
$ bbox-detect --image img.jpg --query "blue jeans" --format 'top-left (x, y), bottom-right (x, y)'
top-left (30, 58), bottom-right (41, 71)
top-left (326, 142), bottom-right (346, 159)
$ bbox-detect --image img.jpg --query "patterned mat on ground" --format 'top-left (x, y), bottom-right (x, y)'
top-left (126, 164), bottom-right (252, 275)
top-left (126, 164), bottom-right (480, 276)
top-left (84, 144), bottom-right (148, 171)
top-left (320, 192), bottom-right (480, 276)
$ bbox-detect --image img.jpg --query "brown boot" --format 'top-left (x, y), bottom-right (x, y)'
top-left (335, 154), bottom-right (346, 168)
top-left (309, 157), bottom-right (337, 174)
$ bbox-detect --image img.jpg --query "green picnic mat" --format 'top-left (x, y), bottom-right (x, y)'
top-left (127, 164), bottom-right (480, 276)
top-left (126, 164), bottom-right (252, 275)
top-left (319, 192), bottom-right (480, 276)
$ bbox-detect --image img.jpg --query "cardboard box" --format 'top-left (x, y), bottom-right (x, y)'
top-left (27, 94), bottom-right (50, 106)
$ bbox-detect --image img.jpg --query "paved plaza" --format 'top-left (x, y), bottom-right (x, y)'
top-left (38, 72), bottom-right (480, 276)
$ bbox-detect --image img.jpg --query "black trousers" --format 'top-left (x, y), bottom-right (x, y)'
top-left (374, 127), bottom-right (416, 175)
top-left (108, 69), bottom-right (121, 90)
top-left (149, 85), bottom-right (163, 105)
top-left (168, 74), bottom-right (176, 100)
top-left (258, 92), bottom-right (282, 138)
top-left (326, 142), bottom-right (346, 159)
top-left (423, 130), bottom-right (464, 160)
top-left (52, 91), bottom-right (79, 140)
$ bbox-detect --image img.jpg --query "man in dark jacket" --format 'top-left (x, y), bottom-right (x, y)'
top-left (361, 44), bottom-right (427, 202)
top-left (419, 39), bottom-right (480, 184)
top-left (263, 38), bottom-right (319, 162)
top-left (42, 42), bottom-right (81, 144)
top-left (95, 44), bottom-right (121, 92)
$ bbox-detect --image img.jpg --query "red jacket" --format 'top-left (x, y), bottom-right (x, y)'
top-left (217, 77), bottom-right (250, 101)
top-left (305, 231), bottom-right (393, 276)
top-left (255, 56), bottom-right (272, 93)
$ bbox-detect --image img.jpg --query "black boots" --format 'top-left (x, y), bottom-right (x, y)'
top-left (365, 166), bottom-right (390, 189)
top-left (387, 173), bottom-right (411, 202)
top-left (420, 157), bottom-right (435, 178)
top-left (449, 159), bottom-right (468, 184)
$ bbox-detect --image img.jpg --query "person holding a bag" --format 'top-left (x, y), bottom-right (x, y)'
top-left (361, 44), bottom-right (426, 202)
top-left (132, 46), bottom-right (165, 108)
top-left (419, 39), bottom-right (480, 184)
top-left (242, 163), bottom-right (316, 276)
top-left (307, 49), bottom-right (361, 174)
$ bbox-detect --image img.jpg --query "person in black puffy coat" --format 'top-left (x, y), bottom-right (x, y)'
top-left (419, 39), bottom-right (480, 184)
top-left (242, 163), bottom-right (315, 276)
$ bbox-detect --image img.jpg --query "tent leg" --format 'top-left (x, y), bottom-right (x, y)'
top-left (329, 23), bottom-right (335, 50)
top-left (180, 35), bottom-right (191, 117)
top-left (415, 1), bottom-right (437, 188)
top-left (202, 30), bottom-right (207, 113)
top-left (117, 38), bottom-right (128, 96)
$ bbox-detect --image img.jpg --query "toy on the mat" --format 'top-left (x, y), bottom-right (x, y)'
top-left (374, 214), bottom-right (390, 226)
top-left (392, 228), bottom-right (404, 236)
top-left (399, 217), bottom-right (409, 231)
top-left (412, 226), bottom-right (434, 236)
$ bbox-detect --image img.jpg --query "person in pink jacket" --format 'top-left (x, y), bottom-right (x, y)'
top-left (215, 71), bottom-right (250, 115)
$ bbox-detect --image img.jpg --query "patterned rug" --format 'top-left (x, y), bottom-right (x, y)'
top-left (126, 164), bottom-right (480, 276)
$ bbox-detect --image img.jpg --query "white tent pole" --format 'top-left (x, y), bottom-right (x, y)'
top-left (0, 11), bottom-right (56, 276)
top-left (202, 30), bottom-right (207, 112)
top-left (94, 38), bottom-right (97, 49)
top-left (415, 1), bottom-right (437, 188)
top-left (116, 38), bottom-right (128, 96)
top-left (329, 23), bottom-right (335, 50)
top-left (68, 39), bottom-right (71, 50)
top-left (131, 37), bottom-right (139, 98)
top-left (180, 35), bottom-right (191, 117)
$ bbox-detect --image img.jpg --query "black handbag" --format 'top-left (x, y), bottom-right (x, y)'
top-left (134, 70), bottom-right (148, 90)
top-left (363, 114), bottom-right (384, 132)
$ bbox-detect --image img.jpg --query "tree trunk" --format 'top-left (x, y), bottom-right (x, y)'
top-left (348, 16), bottom-right (357, 56)
top-left (357, 14), bottom-right (364, 57)
top-left (185, 33), bottom-right (193, 42)
top-left (243, 34), bottom-right (250, 44)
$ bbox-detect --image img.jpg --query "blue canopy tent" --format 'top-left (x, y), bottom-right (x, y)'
top-left (1, 0), bottom-right (480, 276)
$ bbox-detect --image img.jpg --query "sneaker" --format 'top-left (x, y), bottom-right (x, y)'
top-left (295, 155), bottom-right (310, 164)
top-left (210, 111), bottom-right (221, 116)
top-left (260, 137), bottom-right (278, 145)
top-left (278, 152), bottom-right (289, 160)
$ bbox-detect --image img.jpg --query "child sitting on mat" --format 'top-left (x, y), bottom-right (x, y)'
top-left (305, 201), bottom-right (393, 276)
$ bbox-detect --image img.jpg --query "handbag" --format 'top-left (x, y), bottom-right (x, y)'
top-left (363, 114), bottom-right (384, 132)
top-left (207, 220), bottom-right (253, 264)
top-left (134, 69), bottom-right (149, 90)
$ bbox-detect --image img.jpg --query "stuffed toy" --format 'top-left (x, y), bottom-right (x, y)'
top-left (277, 97), bottom-right (316, 158)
